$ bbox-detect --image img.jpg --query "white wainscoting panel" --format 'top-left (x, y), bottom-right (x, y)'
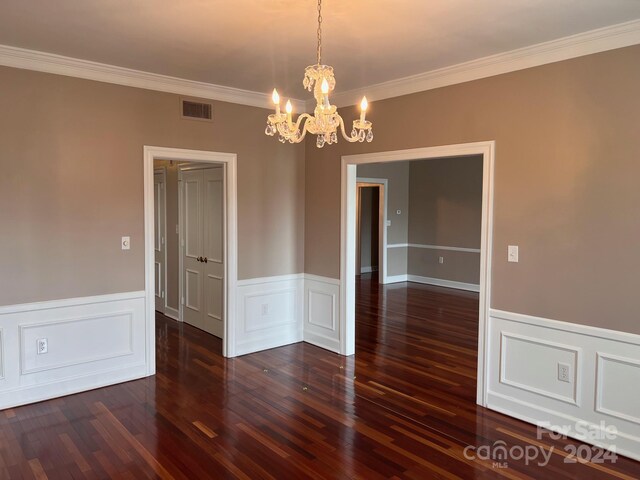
top-left (0, 291), bottom-right (148, 410)
top-left (596, 353), bottom-right (640, 425)
top-left (236, 275), bottom-right (303, 356)
top-left (304, 275), bottom-right (341, 353)
top-left (0, 328), bottom-right (4, 380)
top-left (488, 309), bottom-right (640, 461)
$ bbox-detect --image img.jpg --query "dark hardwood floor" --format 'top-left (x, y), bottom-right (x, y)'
top-left (1, 276), bottom-right (638, 479)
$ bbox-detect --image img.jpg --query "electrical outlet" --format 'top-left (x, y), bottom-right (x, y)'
top-left (37, 338), bottom-right (48, 355)
top-left (121, 236), bottom-right (131, 250)
top-left (508, 245), bottom-right (519, 263)
top-left (438, 256), bottom-right (444, 264)
top-left (261, 304), bottom-right (269, 316)
top-left (558, 362), bottom-right (571, 383)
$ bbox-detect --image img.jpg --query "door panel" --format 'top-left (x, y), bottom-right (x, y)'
top-left (181, 166), bottom-right (224, 338)
top-left (203, 168), bottom-right (224, 337)
top-left (182, 170), bottom-right (204, 329)
top-left (184, 177), bottom-right (201, 260)
top-left (154, 171), bottom-right (165, 312)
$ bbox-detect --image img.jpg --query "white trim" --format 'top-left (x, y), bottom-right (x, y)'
top-left (0, 44), bottom-right (307, 111)
top-left (489, 309), bottom-right (640, 345)
top-left (328, 19), bottom-right (640, 108)
top-left (0, 329), bottom-right (4, 380)
top-left (487, 309), bottom-right (640, 462)
top-left (304, 273), bottom-right (341, 286)
top-left (356, 177), bottom-right (388, 283)
top-left (3, 20), bottom-right (639, 114)
top-left (0, 291), bottom-right (145, 314)
top-left (236, 275), bottom-right (303, 356)
top-left (406, 275), bottom-right (480, 293)
top-left (0, 290), bottom-right (147, 410)
top-left (164, 306), bottom-right (180, 321)
top-left (596, 353), bottom-right (640, 425)
top-left (144, 146), bottom-right (238, 361)
top-left (388, 243), bottom-right (481, 254)
top-left (341, 141), bottom-right (495, 407)
top-left (237, 273), bottom-right (304, 287)
top-left (384, 274), bottom-right (408, 284)
top-left (499, 332), bottom-right (581, 406)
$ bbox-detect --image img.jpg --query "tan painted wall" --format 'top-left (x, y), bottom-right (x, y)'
top-left (305, 45), bottom-right (640, 335)
top-left (0, 66), bottom-right (305, 306)
top-left (407, 156), bottom-right (482, 284)
top-left (357, 161), bottom-right (410, 275)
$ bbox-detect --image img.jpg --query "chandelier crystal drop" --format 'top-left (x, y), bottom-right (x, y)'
top-left (265, 0), bottom-right (373, 147)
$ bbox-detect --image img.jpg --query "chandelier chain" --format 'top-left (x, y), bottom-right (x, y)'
top-left (316, 0), bottom-right (322, 65)
top-left (265, 0), bottom-right (373, 146)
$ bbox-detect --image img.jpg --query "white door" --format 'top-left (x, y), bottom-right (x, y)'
top-left (154, 170), bottom-right (166, 313)
top-left (181, 167), bottom-right (224, 338)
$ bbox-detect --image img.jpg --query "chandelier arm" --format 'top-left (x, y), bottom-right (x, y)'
top-left (338, 115), bottom-right (359, 143)
top-left (294, 113), bottom-right (313, 135)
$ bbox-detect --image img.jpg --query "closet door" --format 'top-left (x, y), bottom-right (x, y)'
top-left (154, 170), bottom-right (166, 312)
top-left (182, 169), bottom-right (205, 331)
top-left (202, 167), bottom-right (224, 338)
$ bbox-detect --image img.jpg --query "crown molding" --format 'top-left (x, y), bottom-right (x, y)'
top-left (1, 17), bottom-right (638, 113)
top-left (326, 18), bottom-right (640, 108)
top-left (0, 44), bottom-right (307, 111)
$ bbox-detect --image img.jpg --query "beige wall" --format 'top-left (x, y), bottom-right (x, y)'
top-left (357, 161), bottom-right (410, 275)
top-left (305, 45), bottom-right (640, 335)
top-left (0, 66), bottom-right (305, 306)
top-left (407, 156), bottom-right (482, 284)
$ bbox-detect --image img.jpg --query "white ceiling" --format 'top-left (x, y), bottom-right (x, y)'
top-left (0, 0), bottom-right (639, 99)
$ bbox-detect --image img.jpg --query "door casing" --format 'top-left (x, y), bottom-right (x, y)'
top-left (144, 146), bottom-right (238, 370)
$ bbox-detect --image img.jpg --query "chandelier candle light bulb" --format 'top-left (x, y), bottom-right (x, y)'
top-left (285, 100), bottom-right (293, 128)
top-left (264, 0), bottom-right (373, 147)
top-left (272, 89), bottom-right (280, 115)
top-left (360, 96), bottom-right (368, 123)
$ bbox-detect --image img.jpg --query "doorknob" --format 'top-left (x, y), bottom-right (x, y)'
top-left (203, 257), bottom-right (208, 263)
top-left (197, 256), bottom-right (202, 262)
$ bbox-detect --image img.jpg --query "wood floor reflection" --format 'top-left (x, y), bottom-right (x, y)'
top-left (1, 276), bottom-right (638, 478)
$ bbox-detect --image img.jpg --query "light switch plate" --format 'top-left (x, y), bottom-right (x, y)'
top-left (508, 245), bottom-right (518, 262)
top-left (122, 236), bottom-right (131, 250)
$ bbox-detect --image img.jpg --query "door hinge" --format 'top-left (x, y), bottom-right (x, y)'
top-left (181, 297), bottom-right (185, 305)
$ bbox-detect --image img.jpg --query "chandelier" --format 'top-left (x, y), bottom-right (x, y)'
top-left (265, 0), bottom-right (373, 147)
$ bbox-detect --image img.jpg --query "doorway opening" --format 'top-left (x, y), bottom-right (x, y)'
top-left (144, 147), bottom-right (238, 370)
top-left (356, 178), bottom-right (387, 282)
top-left (341, 142), bottom-right (495, 406)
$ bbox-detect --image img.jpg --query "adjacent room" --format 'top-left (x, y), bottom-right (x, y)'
top-left (355, 156), bottom-right (483, 415)
top-left (1, 0), bottom-right (640, 477)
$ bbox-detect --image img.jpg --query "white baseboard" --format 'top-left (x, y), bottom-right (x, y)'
top-left (487, 309), bottom-right (640, 461)
top-left (407, 274), bottom-right (480, 292)
top-left (164, 305), bottom-right (180, 321)
top-left (359, 266), bottom-right (378, 274)
top-left (385, 274), bottom-right (408, 284)
top-left (0, 291), bottom-right (148, 410)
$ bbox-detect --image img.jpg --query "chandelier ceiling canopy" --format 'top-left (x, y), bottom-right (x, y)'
top-left (265, 0), bottom-right (373, 148)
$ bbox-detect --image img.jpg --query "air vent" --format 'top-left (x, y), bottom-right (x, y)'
top-left (181, 100), bottom-right (213, 121)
